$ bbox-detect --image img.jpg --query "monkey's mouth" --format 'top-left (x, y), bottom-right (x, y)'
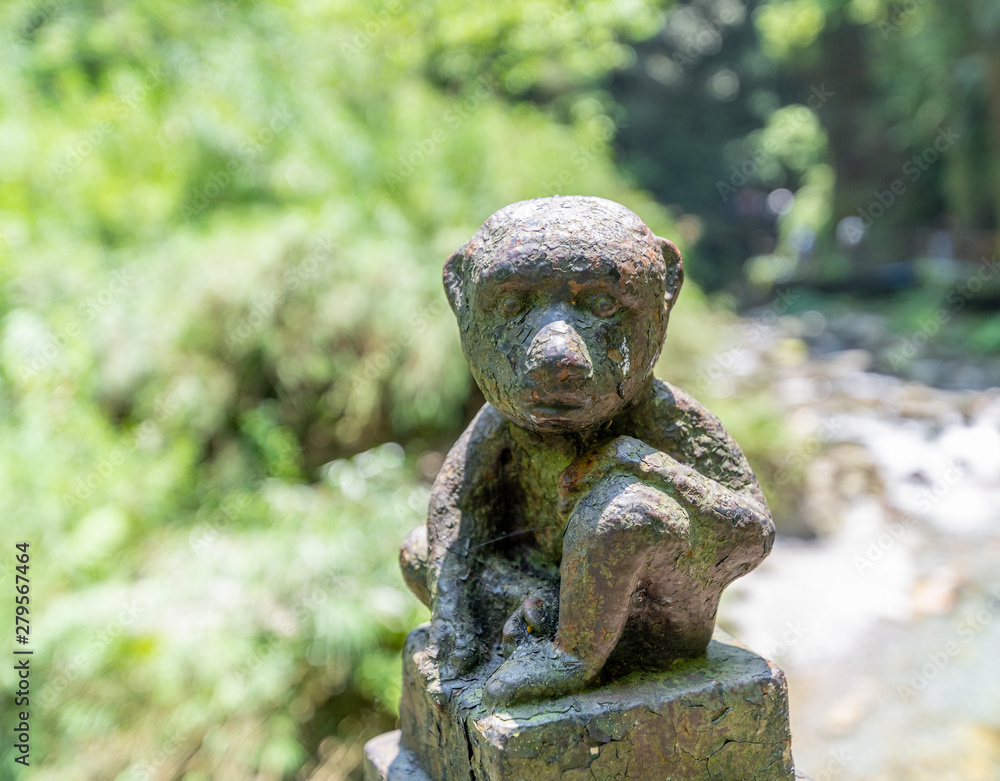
top-left (526, 393), bottom-right (587, 416)
top-left (532, 401), bottom-right (580, 413)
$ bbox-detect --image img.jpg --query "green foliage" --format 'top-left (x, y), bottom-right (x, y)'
top-left (0, 0), bottom-right (685, 463)
top-left (751, 0), bottom-right (1000, 275)
top-left (614, 0), bottom-right (1000, 295)
top-left (0, 2), bottom-right (779, 780)
top-left (0, 1), bottom-right (829, 778)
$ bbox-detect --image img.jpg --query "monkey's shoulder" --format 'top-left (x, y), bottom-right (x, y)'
top-left (636, 378), bottom-right (754, 486)
top-left (431, 404), bottom-right (510, 500)
top-left (644, 378), bottom-right (728, 437)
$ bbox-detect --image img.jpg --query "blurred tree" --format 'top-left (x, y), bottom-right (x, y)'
top-left (756, 0), bottom-right (1000, 276)
top-left (611, 0), bottom-right (1000, 293)
top-left (0, 1), bottom-right (833, 777)
top-left (612, 0), bottom-right (786, 290)
top-left (0, 2), bottom-right (745, 780)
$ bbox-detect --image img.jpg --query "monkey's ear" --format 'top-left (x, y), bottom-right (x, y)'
top-left (443, 242), bottom-right (470, 314)
top-left (658, 237), bottom-right (684, 309)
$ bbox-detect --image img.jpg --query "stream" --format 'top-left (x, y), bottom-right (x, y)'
top-left (714, 312), bottom-right (1000, 780)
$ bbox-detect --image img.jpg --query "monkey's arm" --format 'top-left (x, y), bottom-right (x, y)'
top-left (561, 435), bottom-right (772, 570)
top-left (562, 385), bottom-right (774, 581)
top-left (425, 403), bottom-right (510, 678)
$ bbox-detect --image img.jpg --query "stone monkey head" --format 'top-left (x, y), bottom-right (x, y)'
top-left (444, 196), bottom-right (683, 433)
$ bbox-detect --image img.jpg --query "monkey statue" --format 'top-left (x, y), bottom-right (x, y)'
top-left (399, 196), bottom-right (774, 706)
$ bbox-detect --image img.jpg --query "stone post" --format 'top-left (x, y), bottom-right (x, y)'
top-left (364, 197), bottom-right (799, 779)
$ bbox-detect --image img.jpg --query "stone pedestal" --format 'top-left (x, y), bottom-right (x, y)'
top-left (364, 623), bottom-right (796, 780)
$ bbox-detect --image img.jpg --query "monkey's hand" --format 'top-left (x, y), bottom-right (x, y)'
top-left (559, 435), bottom-right (773, 569)
top-left (426, 609), bottom-right (481, 682)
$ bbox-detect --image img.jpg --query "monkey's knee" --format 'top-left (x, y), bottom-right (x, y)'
top-left (563, 476), bottom-right (689, 565)
top-left (399, 525), bottom-right (430, 607)
top-left (560, 476), bottom-right (690, 621)
top-left (562, 477), bottom-right (716, 667)
top-left (556, 477), bottom-right (688, 667)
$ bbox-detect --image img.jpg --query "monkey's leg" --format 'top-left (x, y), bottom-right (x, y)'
top-left (557, 477), bottom-right (690, 666)
top-left (483, 476), bottom-right (688, 706)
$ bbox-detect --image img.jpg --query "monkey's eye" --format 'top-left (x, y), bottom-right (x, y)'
top-left (585, 292), bottom-right (620, 318)
top-left (497, 291), bottom-right (529, 319)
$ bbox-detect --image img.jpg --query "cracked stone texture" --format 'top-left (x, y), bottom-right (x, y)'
top-left (401, 196), bottom-right (775, 701)
top-left (365, 198), bottom-right (794, 780)
top-left (364, 623), bottom-right (795, 780)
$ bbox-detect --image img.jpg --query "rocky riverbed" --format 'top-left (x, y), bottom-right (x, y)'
top-left (713, 311), bottom-right (1000, 781)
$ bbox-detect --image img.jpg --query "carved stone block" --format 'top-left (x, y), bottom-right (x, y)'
top-left (364, 624), bottom-right (795, 780)
top-left (362, 197), bottom-right (800, 778)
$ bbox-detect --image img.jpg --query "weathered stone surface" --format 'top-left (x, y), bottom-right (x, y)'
top-left (396, 623), bottom-right (794, 780)
top-left (362, 197), bottom-right (799, 779)
top-left (399, 197), bottom-right (776, 706)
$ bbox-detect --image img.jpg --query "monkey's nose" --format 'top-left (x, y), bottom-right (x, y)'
top-left (525, 320), bottom-right (594, 382)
